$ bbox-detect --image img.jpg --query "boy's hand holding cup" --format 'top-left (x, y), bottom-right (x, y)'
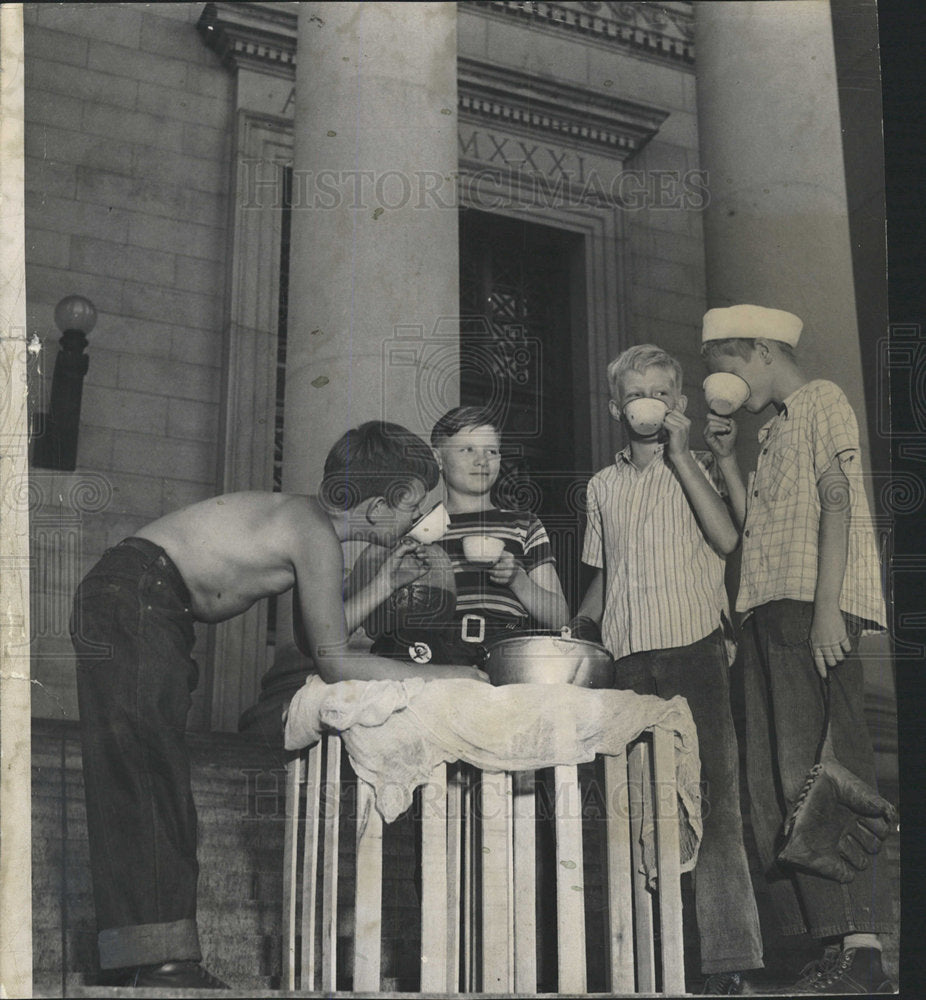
top-left (463, 535), bottom-right (518, 585)
top-left (379, 536), bottom-right (432, 590)
top-left (663, 408), bottom-right (691, 457)
top-left (702, 372), bottom-right (749, 459)
top-left (704, 412), bottom-right (738, 458)
top-left (487, 549), bottom-right (521, 586)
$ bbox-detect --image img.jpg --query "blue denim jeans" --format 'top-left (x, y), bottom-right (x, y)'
top-left (742, 600), bottom-right (894, 939)
top-left (71, 538), bottom-right (202, 970)
top-left (615, 629), bottom-right (764, 974)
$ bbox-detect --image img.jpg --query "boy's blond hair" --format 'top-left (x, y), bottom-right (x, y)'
top-left (607, 343), bottom-right (684, 399)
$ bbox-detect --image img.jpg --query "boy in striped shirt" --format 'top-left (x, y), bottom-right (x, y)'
top-left (430, 406), bottom-right (569, 642)
top-left (576, 344), bottom-right (763, 994)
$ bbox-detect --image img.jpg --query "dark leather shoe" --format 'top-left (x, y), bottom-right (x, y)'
top-left (128, 960), bottom-right (230, 989)
top-left (799, 947), bottom-right (894, 994)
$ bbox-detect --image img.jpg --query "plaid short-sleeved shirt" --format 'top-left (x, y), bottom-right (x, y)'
top-left (582, 448), bottom-right (730, 660)
top-left (737, 380), bottom-right (887, 631)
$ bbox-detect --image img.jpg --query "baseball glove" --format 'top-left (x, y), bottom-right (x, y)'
top-left (777, 738), bottom-right (897, 883)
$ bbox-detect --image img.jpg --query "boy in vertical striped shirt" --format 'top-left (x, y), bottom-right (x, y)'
top-left (575, 344), bottom-right (763, 994)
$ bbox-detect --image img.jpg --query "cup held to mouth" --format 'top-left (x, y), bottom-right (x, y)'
top-left (703, 372), bottom-right (751, 415)
top-left (622, 397), bottom-right (669, 436)
top-left (407, 502), bottom-right (450, 543)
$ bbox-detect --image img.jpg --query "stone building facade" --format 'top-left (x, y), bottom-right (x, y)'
top-left (22, 0), bottom-right (896, 768)
top-left (19, 1), bottom-right (899, 991)
top-left (23, 0), bottom-right (896, 783)
top-left (25, 1), bottom-right (716, 733)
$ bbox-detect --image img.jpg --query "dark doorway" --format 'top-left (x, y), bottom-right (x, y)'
top-left (459, 208), bottom-right (591, 611)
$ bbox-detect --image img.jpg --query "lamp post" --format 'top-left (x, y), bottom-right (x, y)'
top-left (32, 294), bottom-right (96, 471)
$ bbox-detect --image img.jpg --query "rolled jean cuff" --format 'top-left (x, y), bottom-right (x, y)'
top-left (98, 918), bottom-right (201, 969)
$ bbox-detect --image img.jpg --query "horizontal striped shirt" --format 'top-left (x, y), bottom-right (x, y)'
top-left (738, 380), bottom-right (887, 631)
top-left (438, 508), bottom-right (555, 624)
top-left (582, 448), bottom-right (730, 660)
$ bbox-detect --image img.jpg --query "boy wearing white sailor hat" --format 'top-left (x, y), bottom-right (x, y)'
top-left (699, 305), bottom-right (894, 994)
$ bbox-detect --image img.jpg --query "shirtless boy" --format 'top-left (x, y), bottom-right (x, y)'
top-left (71, 421), bottom-right (485, 989)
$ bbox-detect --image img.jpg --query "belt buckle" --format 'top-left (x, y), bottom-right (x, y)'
top-left (461, 613), bottom-right (485, 643)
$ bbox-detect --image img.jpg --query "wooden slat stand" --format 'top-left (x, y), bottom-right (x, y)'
top-left (283, 727), bottom-right (688, 995)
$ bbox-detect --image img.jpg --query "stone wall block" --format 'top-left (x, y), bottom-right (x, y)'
top-left (25, 26), bottom-right (90, 68)
top-left (80, 103), bottom-right (186, 153)
top-left (111, 431), bottom-right (217, 484)
top-left (168, 326), bottom-right (223, 368)
top-left (34, 4), bottom-right (143, 49)
top-left (81, 384), bottom-right (169, 439)
top-left (23, 87), bottom-right (85, 130)
top-left (25, 156), bottom-right (77, 199)
top-left (166, 397), bottom-right (220, 444)
top-left (87, 318), bottom-right (175, 361)
top-left (119, 354), bottom-right (220, 404)
top-left (70, 235), bottom-right (175, 287)
top-left (127, 212), bottom-right (225, 262)
top-left (26, 226), bottom-right (70, 269)
top-left (26, 191), bottom-right (130, 246)
top-left (136, 80), bottom-right (230, 129)
top-left (25, 56), bottom-right (138, 111)
top-left (121, 280), bottom-right (218, 331)
top-left (131, 145), bottom-right (229, 197)
top-left (87, 38), bottom-right (189, 89)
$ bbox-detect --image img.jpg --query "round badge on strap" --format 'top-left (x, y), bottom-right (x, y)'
top-left (408, 641), bottom-right (433, 664)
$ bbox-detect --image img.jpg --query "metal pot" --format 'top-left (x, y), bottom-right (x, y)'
top-left (482, 628), bottom-right (615, 688)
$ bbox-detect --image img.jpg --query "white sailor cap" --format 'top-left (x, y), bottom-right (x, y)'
top-left (702, 304), bottom-right (803, 346)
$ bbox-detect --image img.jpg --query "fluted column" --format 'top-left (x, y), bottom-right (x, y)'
top-left (240, 2), bottom-right (459, 736)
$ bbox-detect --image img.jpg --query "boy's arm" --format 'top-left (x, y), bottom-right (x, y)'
top-left (810, 461), bottom-right (853, 677)
top-left (291, 519), bottom-right (486, 683)
top-left (575, 567), bottom-right (604, 624)
top-left (340, 537), bottom-right (430, 635)
top-left (703, 413), bottom-right (748, 528)
top-left (664, 410), bottom-right (739, 554)
top-left (502, 560), bottom-right (571, 628)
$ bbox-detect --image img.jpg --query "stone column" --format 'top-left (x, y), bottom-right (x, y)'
top-left (240, 2), bottom-right (460, 736)
top-left (693, 0), bottom-right (895, 887)
top-left (694, 0), bottom-right (871, 467)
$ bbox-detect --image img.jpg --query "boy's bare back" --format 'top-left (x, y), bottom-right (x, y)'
top-left (136, 491), bottom-right (335, 623)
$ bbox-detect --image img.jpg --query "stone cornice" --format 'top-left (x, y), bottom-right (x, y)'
top-left (196, 1), bottom-right (691, 102)
top-left (197, 2), bottom-right (297, 79)
top-left (458, 57), bottom-right (668, 160)
top-left (462, 1), bottom-right (695, 66)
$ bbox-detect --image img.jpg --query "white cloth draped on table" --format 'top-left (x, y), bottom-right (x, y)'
top-left (284, 676), bottom-right (703, 873)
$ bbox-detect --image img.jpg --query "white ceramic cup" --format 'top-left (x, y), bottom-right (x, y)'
top-left (622, 397), bottom-right (669, 436)
top-left (703, 372), bottom-right (751, 415)
top-left (406, 502), bottom-right (450, 543)
top-left (462, 534), bottom-right (505, 566)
